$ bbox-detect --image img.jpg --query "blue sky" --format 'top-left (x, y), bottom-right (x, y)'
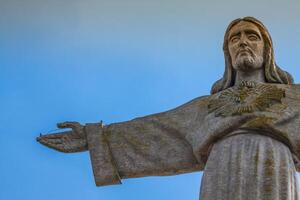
top-left (1, 0), bottom-right (300, 199)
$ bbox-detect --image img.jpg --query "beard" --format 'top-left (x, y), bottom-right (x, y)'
top-left (232, 52), bottom-right (264, 72)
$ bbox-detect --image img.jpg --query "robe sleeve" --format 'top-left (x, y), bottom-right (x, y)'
top-left (85, 96), bottom-right (209, 186)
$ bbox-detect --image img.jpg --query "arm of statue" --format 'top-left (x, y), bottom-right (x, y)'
top-left (37, 96), bottom-right (210, 186)
top-left (37, 121), bottom-right (87, 153)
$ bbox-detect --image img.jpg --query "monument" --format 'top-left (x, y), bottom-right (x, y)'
top-left (37, 17), bottom-right (300, 199)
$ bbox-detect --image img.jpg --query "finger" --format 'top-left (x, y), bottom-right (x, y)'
top-left (38, 137), bottom-right (63, 149)
top-left (38, 136), bottom-right (73, 152)
top-left (38, 131), bottom-right (72, 139)
top-left (37, 134), bottom-right (60, 142)
top-left (36, 131), bottom-right (76, 147)
top-left (37, 131), bottom-right (87, 153)
top-left (37, 135), bottom-right (63, 145)
top-left (57, 122), bottom-right (74, 128)
top-left (57, 121), bottom-right (81, 129)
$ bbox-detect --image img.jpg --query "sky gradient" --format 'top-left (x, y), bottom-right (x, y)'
top-left (1, 0), bottom-right (300, 199)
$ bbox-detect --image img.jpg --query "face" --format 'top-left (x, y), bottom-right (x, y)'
top-left (228, 21), bottom-right (265, 72)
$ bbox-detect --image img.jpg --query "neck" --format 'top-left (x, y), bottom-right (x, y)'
top-left (234, 68), bottom-right (266, 85)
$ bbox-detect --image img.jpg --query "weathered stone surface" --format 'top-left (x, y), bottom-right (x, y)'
top-left (37, 16), bottom-right (300, 199)
top-left (85, 123), bottom-right (121, 186)
top-left (200, 133), bottom-right (299, 200)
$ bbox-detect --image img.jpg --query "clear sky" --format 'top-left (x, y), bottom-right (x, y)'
top-left (1, 0), bottom-right (300, 199)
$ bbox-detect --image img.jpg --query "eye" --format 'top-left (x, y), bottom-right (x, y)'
top-left (230, 36), bottom-right (240, 43)
top-left (248, 34), bottom-right (259, 41)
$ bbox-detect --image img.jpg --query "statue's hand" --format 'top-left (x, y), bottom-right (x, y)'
top-left (37, 121), bottom-right (87, 153)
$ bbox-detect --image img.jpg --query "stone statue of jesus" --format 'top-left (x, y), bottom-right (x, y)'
top-left (37, 17), bottom-right (300, 200)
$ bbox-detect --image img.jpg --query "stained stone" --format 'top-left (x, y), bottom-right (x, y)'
top-left (37, 17), bottom-right (300, 200)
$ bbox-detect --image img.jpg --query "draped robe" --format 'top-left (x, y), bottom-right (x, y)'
top-left (84, 82), bottom-right (300, 199)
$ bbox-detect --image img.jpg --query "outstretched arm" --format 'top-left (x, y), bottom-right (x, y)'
top-left (37, 96), bottom-right (210, 186)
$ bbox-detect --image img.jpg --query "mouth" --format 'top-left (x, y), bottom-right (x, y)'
top-left (236, 49), bottom-right (253, 58)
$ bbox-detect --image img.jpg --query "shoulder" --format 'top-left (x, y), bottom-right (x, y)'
top-left (146, 94), bottom-right (211, 118)
top-left (177, 95), bottom-right (211, 109)
top-left (277, 83), bottom-right (300, 97)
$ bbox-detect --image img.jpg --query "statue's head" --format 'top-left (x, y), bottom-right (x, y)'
top-left (211, 17), bottom-right (294, 94)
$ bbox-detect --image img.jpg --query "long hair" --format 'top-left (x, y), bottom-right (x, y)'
top-left (211, 17), bottom-right (294, 94)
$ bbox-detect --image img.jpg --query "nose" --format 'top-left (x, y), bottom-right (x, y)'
top-left (239, 34), bottom-right (248, 47)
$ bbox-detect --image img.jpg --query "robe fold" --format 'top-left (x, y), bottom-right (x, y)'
top-left (85, 83), bottom-right (300, 199)
top-left (85, 95), bottom-right (209, 186)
